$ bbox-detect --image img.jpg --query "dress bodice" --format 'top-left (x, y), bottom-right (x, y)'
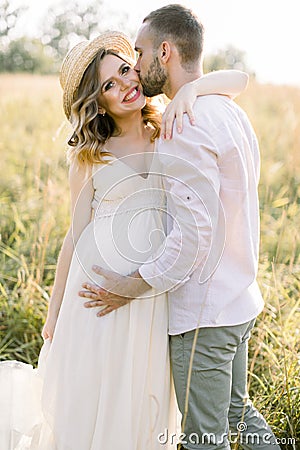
top-left (91, 156), bottom-right (165, 218)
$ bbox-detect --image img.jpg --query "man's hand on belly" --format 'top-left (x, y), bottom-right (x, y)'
top-left (79, 266), bottom-right (151, 317)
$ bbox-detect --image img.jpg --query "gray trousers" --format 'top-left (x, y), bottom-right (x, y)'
top-left (170, 319), bottom-right (281, 450)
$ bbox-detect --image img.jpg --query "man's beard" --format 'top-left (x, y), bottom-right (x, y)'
top-left (140, 57), bottom-right (167, 97)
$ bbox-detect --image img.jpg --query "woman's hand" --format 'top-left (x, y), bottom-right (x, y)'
top-left (161, 81), bottom-right (197, 140)
top-left (42, 308), bottom-right (59, 342)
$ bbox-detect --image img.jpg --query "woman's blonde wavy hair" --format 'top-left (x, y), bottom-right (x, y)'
top-left (67, 49), bottom-right (161, 165)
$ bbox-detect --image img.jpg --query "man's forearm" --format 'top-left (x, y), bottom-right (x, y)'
top-left (129, 269), bottom-right (152, 297)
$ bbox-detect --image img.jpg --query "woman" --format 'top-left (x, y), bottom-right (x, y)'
top-left (0, 32), bottom-right (248, 449)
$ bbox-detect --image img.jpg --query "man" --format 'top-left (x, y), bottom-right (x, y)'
top-left (80, 5), bottom-right (280, 449)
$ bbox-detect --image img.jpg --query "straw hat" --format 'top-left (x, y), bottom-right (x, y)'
top-left (60, 31), bottom-right (135, 120)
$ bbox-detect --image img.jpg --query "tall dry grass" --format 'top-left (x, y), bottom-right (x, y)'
top-left (0, 74), bottom-right (299, 448)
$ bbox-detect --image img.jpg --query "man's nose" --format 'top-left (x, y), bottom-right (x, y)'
top-left (134, 59), bottom-right (140, 72)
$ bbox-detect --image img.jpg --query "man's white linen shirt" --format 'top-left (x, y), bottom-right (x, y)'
top-left (139, 95), bottom-right (264, 335)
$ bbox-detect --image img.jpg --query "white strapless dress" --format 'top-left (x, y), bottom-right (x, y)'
top-left (0, 156), bottom-right (179, 449)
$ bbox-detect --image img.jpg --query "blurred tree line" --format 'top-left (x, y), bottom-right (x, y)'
top-left (0, 0), bottom-right (254, 75)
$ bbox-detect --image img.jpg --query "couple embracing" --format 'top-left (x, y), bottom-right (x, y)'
top-left (0, 4), bottom-right (280, 450)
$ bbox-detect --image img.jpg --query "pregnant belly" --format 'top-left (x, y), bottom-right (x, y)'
top-left (74, 209), bottom-right (164, 278)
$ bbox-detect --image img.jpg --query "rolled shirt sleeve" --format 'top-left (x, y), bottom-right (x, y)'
top-left (139, 120), bottom-right (225, 293)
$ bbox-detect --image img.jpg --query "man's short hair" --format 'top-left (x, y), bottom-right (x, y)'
top-left (143, 4), bottom-right (204, 71)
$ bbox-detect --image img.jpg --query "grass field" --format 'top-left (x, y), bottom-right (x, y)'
top-left (0, 74), bottom-right (299, 448)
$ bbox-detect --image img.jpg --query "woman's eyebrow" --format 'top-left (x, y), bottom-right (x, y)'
top-left (101, 62), bottom-right (128, 91)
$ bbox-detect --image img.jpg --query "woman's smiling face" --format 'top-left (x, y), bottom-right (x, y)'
top-left (97, 54), bottom-right (146, 119)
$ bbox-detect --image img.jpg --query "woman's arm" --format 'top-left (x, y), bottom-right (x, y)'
top-left (42, 161), bottom-right (94, 341)
top-left (191, 69), bottom-right (249, 99)
top-left (162, 70), bottom-right (249, 139)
